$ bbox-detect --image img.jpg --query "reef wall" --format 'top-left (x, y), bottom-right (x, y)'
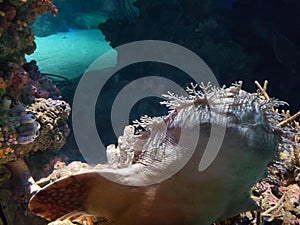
top-left (0, 0), bottom-right (70, 165)
top-left (0, 1), bottom-right (70, 224)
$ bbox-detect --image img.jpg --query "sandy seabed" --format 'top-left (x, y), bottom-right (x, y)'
top-left (26, 29), bottom-right (117, 79)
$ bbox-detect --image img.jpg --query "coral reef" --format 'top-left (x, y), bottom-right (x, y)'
top-left (24, 60), bottom-right (61, 99)
top-left (0, 0), bottom-right (57, 68)
top-left (2, 97), bottom-right (71, 161)
top-left (17, 112), bottom-right (40, 144)
top-left (0, 1), bottom-right (71, 224)
top-left (0, 61), bottom-right (68, 165)
top-left (249, 94), bottom-right (300, 224)
top-left (0, 0), bottom-right (298, 224)
top-left (10, 64), bottom-right (29, 92)
top-left (26, 98), bottom-right (71, 151)
top-left (29, 81), bottom-right (298, 225)
top-left (0, 0), bottom-right (65, 163)
top-left (0, 147), bottom-right (15, 164)
top-left (0, 65), bottom-right (69, 160)
top-left (0, 96), bottom-right (38, 163)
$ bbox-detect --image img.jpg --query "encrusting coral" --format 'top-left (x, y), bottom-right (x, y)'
top-left (28, 81), bottom-right (299, 225)
top-left (22, 60), bottom-right (62, 101)
top-left (0, 0), bottom-right (57, 68)
top-left (0, 0), bottom-right (66, 164)
top-left (0, 95), bottom-right (39, 162)
top-left (0, 68), bottom-right (70, 160)
top-left (26, 98), bottom-right (71, 151)
top-left (0, 1), bottom-right (72, 224)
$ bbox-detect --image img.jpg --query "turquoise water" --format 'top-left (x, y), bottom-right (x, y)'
top-left (0, 1), bottom-right (299, 225)
top-left (25, 29), bottom-right (117, 79)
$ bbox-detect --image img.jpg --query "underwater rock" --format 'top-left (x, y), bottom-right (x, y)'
top-left (74, 12), bottom-right (107, 30)
top-left (100, 0), bottom-right (257, 82)
top-left (30, 12), bottom-right (68, 37)
top-left (99, 0), bottom-right (300, 112)
top-left (28, 81), bottom-right (298, 225)
top-left (1, 158), bottom-right (47, 225)
top-left (0, 189), bottom-right (47, 225)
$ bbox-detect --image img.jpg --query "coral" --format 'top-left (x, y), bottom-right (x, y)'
top-left (25, 98), bottom-right (71, 152)
top-left (0, 61), bottom-right (67, 160)
top-left (0, 94), bottom-right (39, 154)
top-left (16, 113), bottom-right (40, 145)
top-left (0, 0), bottom-right (57, 70)
top-left (0, 0), bottom-right (66, 163)
top-left (106, 125), bottom-right (135, 168)
top-left (16, 60), bottom-right (62, 104)
top-left (0, 147), bottom-right (16, 163)
top-left (0, 62), bottom-right (69, 166)
top-left (0, 110), bottom-right (39, 160)
top-left (24, 60), bottom-right (61, 99)
top-left (36, 161), bottom-right (91, 187)
top-left (0, 97), bottom-right (35, 158)
top-left (0, 1), bottom-right (71, 224)
top-left (10, 63), bottom-right (29, 92)
top-left (0, 97), bottom-right (70, 159)
top-left (0, 77), bottom-right (7, 89)
top-left (0, 60), bottom-right (61, 104)
top-left (0, 77), bottom-right (7, 99)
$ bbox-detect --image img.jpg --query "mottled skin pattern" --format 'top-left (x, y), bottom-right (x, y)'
top-left (29, 83), bottom-right (282, 225)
